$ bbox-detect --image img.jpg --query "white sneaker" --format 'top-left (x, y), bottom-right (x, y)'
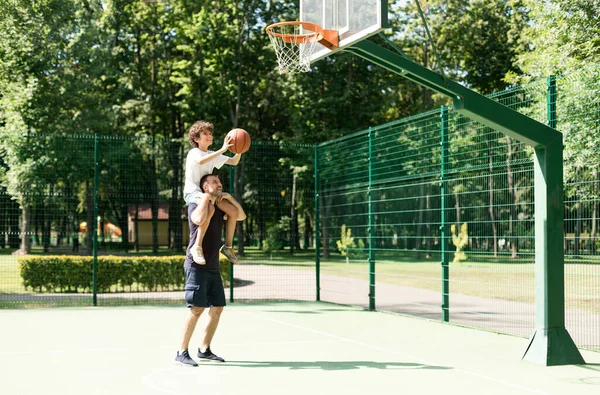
top-left (191, 245), bottom-right (206, 264)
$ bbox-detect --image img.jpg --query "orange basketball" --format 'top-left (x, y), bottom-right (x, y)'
top-left (226, 128), bottom-right (251, 154)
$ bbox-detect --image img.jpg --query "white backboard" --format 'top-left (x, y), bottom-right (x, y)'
top-left (300, 0), bottom-right (388, 63)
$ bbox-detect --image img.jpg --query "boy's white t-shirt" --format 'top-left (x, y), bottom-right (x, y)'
top-left (184, 148), bottom-right (229, 196)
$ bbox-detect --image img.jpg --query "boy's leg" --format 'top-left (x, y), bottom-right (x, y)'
top-left (190, 197), bottom-right (215, 264)
top-left (215, 200), bottom-right (240, 264)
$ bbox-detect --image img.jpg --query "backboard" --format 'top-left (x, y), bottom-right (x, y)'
top-left (300, 0), bottom-right (388, 63)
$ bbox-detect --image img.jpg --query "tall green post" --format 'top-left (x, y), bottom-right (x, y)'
top-left (92, 134), bottom-right (99, 306)
top-left (521, 76), bottom-right (584, 365)
top-left (229, 165), bottom-right (235, 302)
top-left (345, 39), bottom-right (584, 365)
top-left (440, 107), bottom-right (449, 322)
top-left (368, 127), bottom-right (375, 311)
top-left (314, 144), bottom-right (321, 301)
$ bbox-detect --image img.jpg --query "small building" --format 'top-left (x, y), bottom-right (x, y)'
top-left (128, 203), bottom-right (190, 247)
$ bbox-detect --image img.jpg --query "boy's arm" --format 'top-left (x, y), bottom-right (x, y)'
top-left (219, 193), bottom-right (246, 220)
top-left (226, 154), bottom-right (241, 166)
top-left (195, 135), bottom-right (233, 165)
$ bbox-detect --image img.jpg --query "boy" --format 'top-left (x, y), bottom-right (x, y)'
top-left (183, 121), bottom-right (246, 264)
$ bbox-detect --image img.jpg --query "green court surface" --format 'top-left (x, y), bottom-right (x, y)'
top-left (1, 302), bottom-right (599, 395)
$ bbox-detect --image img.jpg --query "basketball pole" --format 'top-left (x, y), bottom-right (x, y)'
top-left (343, 38), bottom-right (585, 366)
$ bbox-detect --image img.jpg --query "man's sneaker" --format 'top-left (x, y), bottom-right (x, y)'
top-left (219, 245), bottom-right (240, 264)
top-left (198, 347), bottom-right (225, 362)
top-left (175, 350), bottom-right (198, 367)
top-left (191, 245), bottom-right (206, 264)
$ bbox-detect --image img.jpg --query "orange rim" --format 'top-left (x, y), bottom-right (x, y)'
top-left (266, 21), bottom-right (323, 44)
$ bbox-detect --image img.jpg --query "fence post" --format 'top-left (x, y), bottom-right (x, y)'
top-left (368, 127), bottom-right (375, 311)
top-left (92, 134), bottom-right (99, 306)
top-left (229, 165), bottom-right (234, 303)
top-left (440, 106), bottom-right (449, 322)
top-left (314, 144), bottom-right (321, 302)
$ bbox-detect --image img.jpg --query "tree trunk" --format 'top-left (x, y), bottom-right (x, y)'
top-left (134, 203), bottom-right (140, 252)
top-left (8, 197), bottom-right (20, 248)
top-left (290, 173), bottom-right (297, 255)
top-left (415, 179), bottom-right (425, 259)
top-left (304, 211), bottom-right (312, 250)
top-left (574, 179), bottom-right (582, 259)
top-left (169, 120), bottom-right (183, 251)
top-left (506, 138), bottom-right (518, 258)
top-left (18, 200), bottom-right (32, 254)
top-left (0, 187), bottom-right (7, 248)
top-left (488, 138), bottom-right (498, 256)
top-left (425, 192), bottom-right (432, 258)
top-left (322, 193), bottom-right (332, 259)
top-left (86, 181), bottom-right (94, 253)
top-left (235, 156), bottom-right (245, 256)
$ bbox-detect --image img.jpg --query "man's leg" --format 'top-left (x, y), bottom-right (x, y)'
top-left (199, 305), bottom-right (223, 351)
top-left (176, 306), bottom-right (204, 366)
top-left (180, 306), bottom-right (204, 351)
top-left (197, 305), bottom-right (226, 362)
top-left (216, 200), bottom-right (240, 264)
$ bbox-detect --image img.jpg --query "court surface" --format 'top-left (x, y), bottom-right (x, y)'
top-left (1, 302), bottom-right (599, 395)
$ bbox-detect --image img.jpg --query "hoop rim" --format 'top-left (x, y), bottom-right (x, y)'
top-left (265, 21), bottom-right (322, 44)
top-left (266, 21), bottom-right (338, 49)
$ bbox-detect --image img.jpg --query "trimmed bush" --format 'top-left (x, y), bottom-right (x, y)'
top-left (19, 255), bottom-right (233, 293)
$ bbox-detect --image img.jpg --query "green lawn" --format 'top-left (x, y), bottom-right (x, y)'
top-left (1, 248), bottom-right (598, 312)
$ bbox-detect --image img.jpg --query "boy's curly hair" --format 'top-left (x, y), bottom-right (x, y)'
top-left (188, 121), bottom-right (214, 148)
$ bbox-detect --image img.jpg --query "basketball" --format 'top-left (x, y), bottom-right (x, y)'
top-left (226, 128), bottom-right (251, 154)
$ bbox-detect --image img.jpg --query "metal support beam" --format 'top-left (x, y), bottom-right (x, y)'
top-left (344, 39), bottom-right (584, 365)
top-left (346, 40), bottom-right (560, 147)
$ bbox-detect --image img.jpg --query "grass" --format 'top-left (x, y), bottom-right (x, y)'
top-left (1, 247), bottom-right (598, 312)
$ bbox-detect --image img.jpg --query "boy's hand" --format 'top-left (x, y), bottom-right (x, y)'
top-left (221, 135), bottom-right (233, 151)
top-left (215, 193), bottom-right (232, 204)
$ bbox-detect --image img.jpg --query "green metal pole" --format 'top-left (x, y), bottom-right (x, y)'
top-left (522, 76), bottom-right (584, 365)
top-left (314, 144), bottom-right (321, 301)
top-left (229, 165), bottom-right (234, 303)
top-left (368, 127), bottom-right (375, 311)
top-left (92, 134), bottom-right (99, 306)
top-left (440, 106), bottom-right (449, 322)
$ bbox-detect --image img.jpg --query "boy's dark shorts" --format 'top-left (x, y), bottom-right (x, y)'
top-left (184, 267), bottom-right (226, 308)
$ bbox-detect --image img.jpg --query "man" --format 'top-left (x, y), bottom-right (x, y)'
top-left (175, 173), bottom-right (245, 366)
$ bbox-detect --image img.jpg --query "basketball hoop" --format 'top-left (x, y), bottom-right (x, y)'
top-left (266, 21), bottom-right (338, 74)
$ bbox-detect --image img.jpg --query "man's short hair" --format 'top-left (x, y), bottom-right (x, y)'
top-left (189, 121), bottom-right (214, 148)
top-left (200, 173), bottom-right (218, 192)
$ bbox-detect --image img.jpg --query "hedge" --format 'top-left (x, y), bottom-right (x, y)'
top-left (18, 255), bottom-right (231, 293)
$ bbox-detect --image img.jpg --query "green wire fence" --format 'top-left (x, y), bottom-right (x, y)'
top-left (1, 67), bottom-right (599, 351)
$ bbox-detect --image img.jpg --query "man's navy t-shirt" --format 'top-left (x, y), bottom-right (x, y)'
top-left (185, 203), bottom-right (224, 271)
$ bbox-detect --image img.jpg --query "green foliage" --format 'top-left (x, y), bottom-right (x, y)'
top-left (336, 224), bottom-right (356, 263)
top-left (510, 0), bottom-right (600, 80)
top-left (263, 217), bottom-right (290, 253)
top-left (450, 223), bottom-right (469, 263)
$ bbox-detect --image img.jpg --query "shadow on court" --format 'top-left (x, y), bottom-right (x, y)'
top-left (213, 360), bottom-right (452, 371)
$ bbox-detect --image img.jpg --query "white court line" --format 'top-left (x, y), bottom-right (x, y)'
top-left (242, 311), bottom-right (555, 395)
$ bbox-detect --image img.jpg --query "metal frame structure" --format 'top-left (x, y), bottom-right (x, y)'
top-left (341, 38), bottom-right (584, 366)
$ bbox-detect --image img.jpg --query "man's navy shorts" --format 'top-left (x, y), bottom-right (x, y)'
top-left (184, 267), bottom-right (226, 308)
